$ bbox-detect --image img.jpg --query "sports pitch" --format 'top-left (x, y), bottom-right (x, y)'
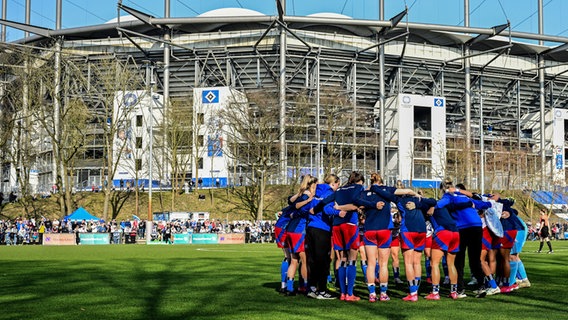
top-left (0, 240), bottom-right (566, 320)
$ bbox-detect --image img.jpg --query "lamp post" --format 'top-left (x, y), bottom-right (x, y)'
top-left (146, 63), bottom-right (156, 242)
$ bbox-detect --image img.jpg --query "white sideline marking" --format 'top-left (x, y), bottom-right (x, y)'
top-left (196, 248), bottom-right (262, 253)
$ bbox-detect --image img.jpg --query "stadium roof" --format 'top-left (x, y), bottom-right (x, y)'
top-left (3, 7), bottom-right (568, 62)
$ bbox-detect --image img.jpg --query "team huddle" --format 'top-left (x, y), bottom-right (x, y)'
top-left (274, 172), bottom-right (532, 302)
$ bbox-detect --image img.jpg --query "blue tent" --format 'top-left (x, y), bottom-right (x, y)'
top-left (65, 207), bottom-right (100, 221)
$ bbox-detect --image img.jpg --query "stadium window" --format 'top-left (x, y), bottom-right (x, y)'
top-left (136, 115), bottom-right (143, 127)
top-left (197, 157), bottom-right (203, 169)
top-left (135, 159), bottom-right (142, 171)
top-left (136, 137), bottom-right (143, 149)
top-left (197, 135), bottom-right (204, 147)
top-left (197, 113), bottom-right (205, 125)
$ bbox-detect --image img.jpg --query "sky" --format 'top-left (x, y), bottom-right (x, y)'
top-left (3, 0), bottom-right (568, 45)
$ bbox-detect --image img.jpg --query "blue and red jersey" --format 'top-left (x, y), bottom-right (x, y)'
top-left (437, 192), bottom-right (490, 229)
top-left (274, 195), bottom-right (297, 229)
top-left (307, 184), bottom-right (335, 232)
top-left (422, 197), bottom-right (472, 232)
top-left (499, 198), bottom-right (525, 231)
top-left (314, 183), bottom-right (378, 226)
top-left (275, 206), bottom-right (292, 229)
top-left (285, 194), bottom-right (311, 233)
top-left (397, 196), bottom-right (426, 233)
top-left (369, 185), bottom-right (399, 214)
top-left (358, 187), bottom-right (393, 231)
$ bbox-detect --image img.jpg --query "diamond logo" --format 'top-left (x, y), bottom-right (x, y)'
top-left (434, 98), bottom-right (444, 107)
top-left (202, 90), bottom-right (219, 104)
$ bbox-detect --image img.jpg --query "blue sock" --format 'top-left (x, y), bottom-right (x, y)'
top-left (368, 283), bottom-right (376, 295)
top-left (517, 260), bottom-right (528, 280)
top-left (432, 284), bottom-right (440, 294)
top-left (281, 258), bottom-right (289, 285)
top-left (393, 267), bottom-right (400, 279)
top-left (380, 283), bottom-right (388, 294)
top-left (451, 284), bottom-right (457, 293)
top-left (347, 261), bottom-right (357, 296)
top-left (286, 277), bottom-right (294, 292)
top-left (415, 276), bottom-right (421, 290)
top-left (509, 261), bottom-right (519, 286)
top-left (442, 255), bottom-right (449, 278)
top-left (409, 280), bottom-right (418, 295)
top-left (338, 263), bottom-right (347, 294)
top-left (488, 278), bottom-right (497, 289)
top-left (425, 257), bottom-right (431, 279)
top-left (360, 260), bottom-right (368, 284)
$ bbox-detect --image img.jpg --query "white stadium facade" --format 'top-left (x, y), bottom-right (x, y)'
top-left (3, 0), bottom-right (568, 197)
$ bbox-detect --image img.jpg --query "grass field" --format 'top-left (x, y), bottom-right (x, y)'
top-left (0, 240), bottom-right (567, 320)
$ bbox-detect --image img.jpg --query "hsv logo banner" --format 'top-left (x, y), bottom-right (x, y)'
top-left (434, 98), bottom-right (444, 107)
top-left (202, 90), bottom-right (219, 104)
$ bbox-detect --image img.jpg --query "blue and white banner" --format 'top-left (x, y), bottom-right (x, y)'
top-left (433, 98), bottom-right (444, 107)
top-left (202, 90), bottom-right (219, 104)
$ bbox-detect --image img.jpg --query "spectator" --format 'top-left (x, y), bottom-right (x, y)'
top-left (244, 224), bottom-right (251, 243)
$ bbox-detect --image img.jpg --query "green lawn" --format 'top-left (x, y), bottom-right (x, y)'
top-left (0, 240), bottom-right (566, 320)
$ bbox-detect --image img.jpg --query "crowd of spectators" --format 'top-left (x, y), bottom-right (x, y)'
top-left (0, 216), bottom-right (277, 245)
top-left (527, 221), bottom-right (568, 240)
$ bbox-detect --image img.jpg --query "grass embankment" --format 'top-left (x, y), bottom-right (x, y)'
top-left (0, 186), bottom-right (549, 224)
top-left (0, 185), bottom-right (292, 222)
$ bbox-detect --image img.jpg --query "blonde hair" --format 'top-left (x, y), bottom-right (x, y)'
top-left (298, 175), bottom-right (318, 194)
top-left (370, 173), bottom-right (383, 185)
top-left (324, 174), bottom-right (339, 185)
top-left (440, 177), bottom-right (453, 190)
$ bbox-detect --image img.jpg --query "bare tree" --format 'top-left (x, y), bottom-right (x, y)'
top-left (220, 90), bottom-right (282, 221)
top-left (319, 87), bottom-right (354, 177)
top-left (86, 57), bottom-right (145, 220)
top-left (164, 98), bottom-right (193, 210)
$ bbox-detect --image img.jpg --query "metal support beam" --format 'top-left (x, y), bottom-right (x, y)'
top-left (116, 27), bottom-right (194, 53)
top-left (121, 32), bottom-right (150, 58)
top-left (444, 44), bottom-right (513, 65)
top-left (479, 76), bottom-right (485, 193)
top-left (53, 1), bottom-right (62, 193)
top-left (538, 0), bottom-right (546, 186)
top-left (0, 19), bottom-right (51, 38)
top-left (163, 0), bottom-right (171, 147)
top-left (2, 0), bottom-right (6, 42)
top-left (316, 54), bottom-right (322, 179)
top-left (56, 0), bottom-right (62, 30)
top-left (357, 32), bottom-right (408, 56)
top-left (25, 0), bottom-right (30, 38)
top-left (539, 55), bottom-right (546, 186)
top-left (279, 7), bottom-right (287, 183)
top-left (118, 3), bottom-right (159, 28)
top-left (352, 62), bottom-right (357, 170)
top-left (379, 37), bottom-right (386, 176)
top-left (464, 0), bottom-right (472, 186)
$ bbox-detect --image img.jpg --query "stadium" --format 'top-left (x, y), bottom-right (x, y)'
top-left (2, 0), bottom-right (568, 207)
top-left (1, 3), bottom-right (568, 319)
